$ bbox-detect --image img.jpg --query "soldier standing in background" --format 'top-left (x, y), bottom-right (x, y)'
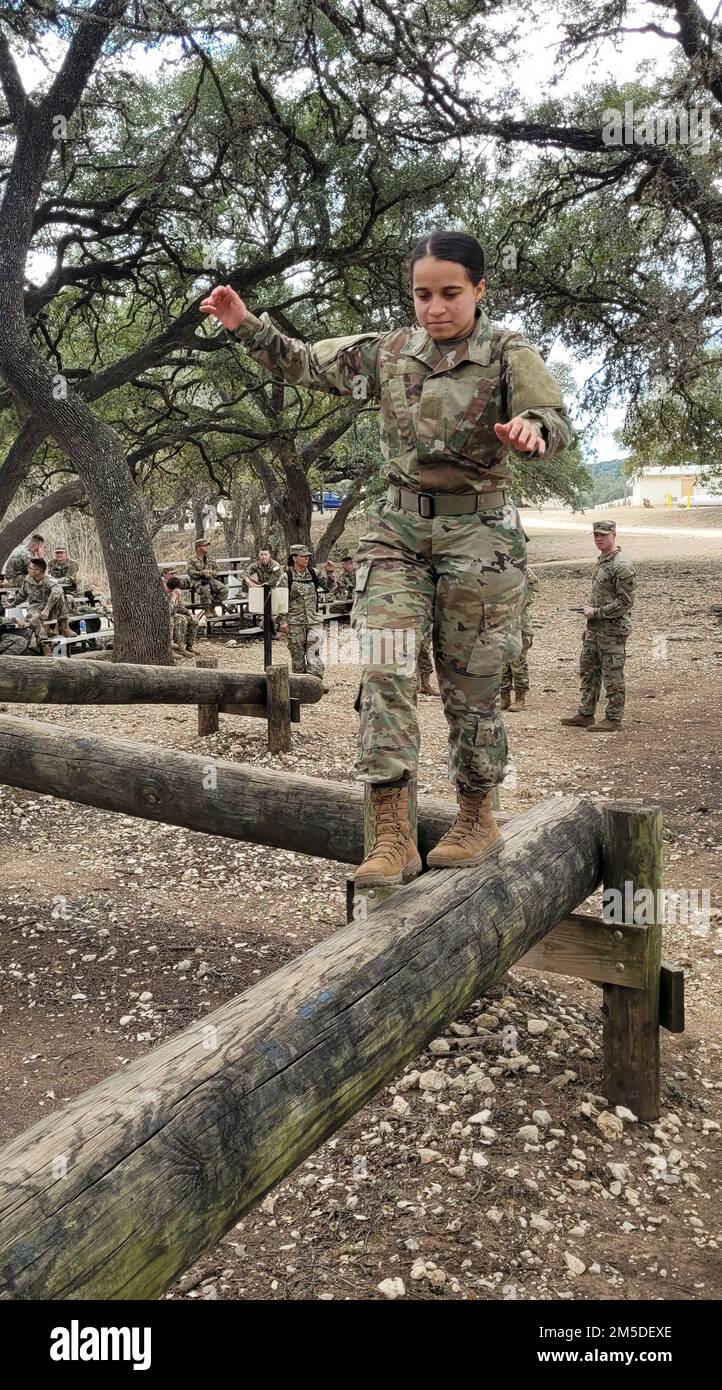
top-left (331, 554), bottom-right (357, 601)
top-left (48, 544), bottom-right (80, 594)
top-left (561, 520), bottom-right (636, 732)
top-left (4, 533), bottom-right (45, 584)
top-left (187, 538), bottom-right (228, 617)
top-left (201, 229), bottom-right (572, 885)
top-left (501, 565), bottom-right (539, 712)
top-left (14, 557), bottom-right (71, 645)
top-left (280, 544), bottom-right (327, 676)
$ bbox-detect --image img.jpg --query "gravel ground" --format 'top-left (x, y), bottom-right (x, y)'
top-left (0, 513), bottom-right (720, 1301)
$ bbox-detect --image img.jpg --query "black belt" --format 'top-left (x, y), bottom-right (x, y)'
top-left (387, 484), bottom-right (507, 518)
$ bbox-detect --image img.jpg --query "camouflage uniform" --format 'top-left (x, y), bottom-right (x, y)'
top-left (14, 573), bottom-right (71, 641)
top-left (578, 535), bottom-right (636, 723)
top-left (228, 304), bottom-right (572, 789)
top-left (167, 589), bottom-right (200, 651)
top-left (332, 565), bottom-right (356, 601)
top-left (501, 566), bottom-right (539, 695)
top-left (4, 544), bottom-right (32, 583)
top-left (186, 550), bottom-right (228, 612)
top-left (243, 557), bottom-right (285, 590)
top-left (48, 556), bottom-right (80, 592)
top-left (0, 618), bottom-right (31, 656)
top-left (284, 553), bottom-right (327, 675)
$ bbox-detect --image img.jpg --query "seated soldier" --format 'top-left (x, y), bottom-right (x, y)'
top-left (14, 558), bottom-right (71, 648)
top-left (165, 575), bottom-right (200, 655)
top-left (48, 543), bottom-right (80, 593)
top-left (186, 538), bottom-right (228, 617)
top-left (4, 533), bottom-right (46, 585)
top-left (0, 613), bottom-right (32, 656)
top-left (333, 553), bottom-right (356, 601)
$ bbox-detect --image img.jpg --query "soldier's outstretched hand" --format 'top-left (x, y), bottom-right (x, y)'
top-left (199, 285), bottom-right (247, 331)
top-left (494, 417), bottom-right (546, 455)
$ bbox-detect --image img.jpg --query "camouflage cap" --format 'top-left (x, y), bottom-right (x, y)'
top-left (592, 520), bottom-right (617, 533)
top-left (54, 543), bottom-right (68, 552)
top-left (289, 543), bottom-right (311, 556)
top-left (194, 537), bottom-right (210, 547)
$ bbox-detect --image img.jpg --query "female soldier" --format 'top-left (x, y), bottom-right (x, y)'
top-left (201, 230), bottom-right (572, 885)
top-left (280, 543), bottom-right (326, 677)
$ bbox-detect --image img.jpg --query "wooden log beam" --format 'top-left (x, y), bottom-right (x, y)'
top-left (0, 713), bottom-right (471, 864)
top-left (0, 655), bottom-right (324, 708)
top-left (0, 795), bottom-right (602, 1300)
top-left (196, 655), bottom-right (219, 736)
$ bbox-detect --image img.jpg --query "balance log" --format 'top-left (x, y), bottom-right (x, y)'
top-left (0, 714), bottom-right (481, 864)
top-left (0, 655), bottom-right (323, 708)
top-left (0, 795), bottom-right (602, 1300)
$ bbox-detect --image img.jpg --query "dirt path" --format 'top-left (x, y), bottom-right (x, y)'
top-left (0, 522), bottom-right (720, 1301)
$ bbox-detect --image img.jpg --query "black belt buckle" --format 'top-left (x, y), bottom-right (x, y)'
top-left (417, 493), bottom-right (434, 519)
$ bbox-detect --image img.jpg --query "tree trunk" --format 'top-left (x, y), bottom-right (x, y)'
top-left (0, 418), bottom-right (48, 528)
top-left (314, 485), bottom-right (361, 563)
top-left (0, 478), bottom-right (85, 568)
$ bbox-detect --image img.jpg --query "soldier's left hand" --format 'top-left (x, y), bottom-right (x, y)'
top-left (494, 418), bottom-right (546, 455)
top-left (324, 561), bottom-right (335, 571)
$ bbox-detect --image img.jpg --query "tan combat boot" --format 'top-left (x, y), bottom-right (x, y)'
top-left (509, 690), bottom-right (526, 712)
top-left (500, 690), bottom-right (511, 711)
top-left (426, 788), bottom-right (503, 869)
top-left (419, 671), bottom-right (440, 696)
top-left (354, 784), bottom-right (422, 887)
top-left (561, 712), bottom-right (595, 727)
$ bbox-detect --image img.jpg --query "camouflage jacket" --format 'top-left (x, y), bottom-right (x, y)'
top-left (4, 545), bottom-right (31, 582)
top-left (187, 553), bottom-right (224, 584)
top-left (286, 566), bottom-right (326, 624)
top-left (588, 548), bottom-right (636, 632)
top-left (167, 587), bottom-right (193, 616)
top-left (520, 566), bottom-right (539, 639)
top-left (48, 558), bottom-right (79, 589)
top-left (15, 574), bottom-right (67, 614)
top-left (332, 568), bottom-right (356, 601)
top-left (228, 304), bottom-right (573, 496)
top-left (244, 559), bottom-right (285, 588)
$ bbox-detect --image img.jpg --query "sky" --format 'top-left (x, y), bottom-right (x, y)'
top-left (12, 1), bottom-right (717, 462)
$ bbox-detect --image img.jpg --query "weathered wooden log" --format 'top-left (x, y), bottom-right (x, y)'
top-left (195, 655), bottom-right (219, 736)
top-left (0, 654), bottom-right (324, 707)
top-left (266, 663), bottom-right (291, 753)
top-left (0, 795), bottom-right (602, 1300)
top-left (0, 716), bottom-right (503, 864)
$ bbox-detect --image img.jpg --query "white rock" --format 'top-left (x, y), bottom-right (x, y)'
top-left (564, 1252), bottom-right (586, 1276)
top-left (472, 1151), bottom-right (489, 1169)
top-left (485, 1207), bottom-right (503, 1225)
top-left (533, 1109), bottom-right (552, 1128)
top-left (531, 1214), bottom-right (554, 1234)
top-left (377, 1277), bottom-right (405, 1299)
top-left (419, 1070), bottom-right (448, 1093)
top-left (527, 1018), bottom-right (549, 1036)
top-left (468, 1109), bottom-right (492, 1125)
top-left (615, 1105), bottom-right (638, 1123)
top-left (597, 1111), bottom-right (624, 1141)
top-left (417, 1148), bottom-right (441, 1165)
top-left (429, 1039), bottom-right (450, 1055)
top-left (391, 1095), bottom-right (410, 1117)
top-left (518, 1125), bottom-right (539, 1143)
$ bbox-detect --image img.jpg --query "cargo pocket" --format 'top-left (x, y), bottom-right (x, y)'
top-left (385, 378), bottom-right (416, 451)
top-left (465, 589), bottom-right (522, 677)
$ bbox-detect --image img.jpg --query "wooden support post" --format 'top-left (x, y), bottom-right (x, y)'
top-left (601, 802), bottom-right (664, 1121)
top-left (196, 656), bottom-right (219, 736)
top-left (347, 778), bottom-right (419, 924)
top-left (266, 663), bottom-right (291, 753)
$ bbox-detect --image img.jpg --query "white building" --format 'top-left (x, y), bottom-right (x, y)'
top-left (630, 466), bottom-right (721, 507)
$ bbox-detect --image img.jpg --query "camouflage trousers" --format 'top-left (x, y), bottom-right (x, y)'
top-left (286, 620), bottom-right (325, 677)
top-left (501, 633), bottom-right (532, 693)
top-left (27, 599), bottom-right (71, 641)
top-left (0, 630), bottom-right (31, 656)
top-left (195, 579), bottom-right (228, 612)
top-left (171, 611), bottom-right (200, 650)
top-left (352, 499), bottom-right (526, 791)
top-left (579, 626), bottom-right (628, 721)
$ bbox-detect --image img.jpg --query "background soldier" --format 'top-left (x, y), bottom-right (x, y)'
top-left (187, 538), bottom-right (228, 617)
top-left (165, 575), bottom-right (200, 655)
top-left (417, 625), bottom-right (439, 696)
top-left (332, 553), bottom-right (356, 601)
top-left (561, 520), bottom-right (636, 732)
top-left (501, 565), bottom-right (539, 711)
top-left (14, 557), bottom-right (71, 647)
top-left (243, 546), bottom-right (285, 589)
top-left (4, 533), bottom-right (45, 584)
top-left (280, 544), bottom-right (326, 676)
top-left (48, 544), bottom-right (80, 594)
top-left (0, 614), bottom-right (32, 656)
